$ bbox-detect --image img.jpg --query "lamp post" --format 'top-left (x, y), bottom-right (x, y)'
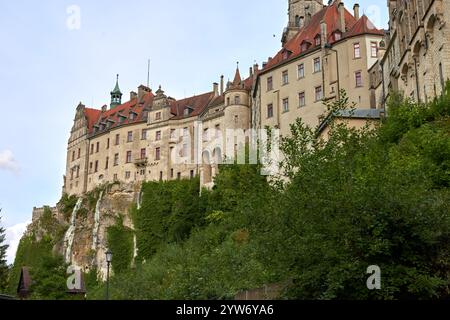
top-left (325, 43), bottom-right (340, 100)
top-left (105, 249), bottom-right (112, 300)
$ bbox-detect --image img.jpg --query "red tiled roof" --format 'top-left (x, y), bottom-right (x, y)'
top-left (84, 108), bottom-right (102, 133)
top-left (170, 91), bottom-right (215, 120)
top-left (263, 2), bottom-right (383, 71)
top-left (345, 14), bottom-right (384, 38)
top-left (84, 91), bottom-right (154, 135)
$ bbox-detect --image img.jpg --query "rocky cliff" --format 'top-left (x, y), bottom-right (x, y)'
top-left (26, 182), bottom-right (141, 280)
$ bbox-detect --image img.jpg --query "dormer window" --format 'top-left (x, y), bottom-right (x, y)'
top-left (314, 35), bottom-right (321, 47)
top-left (129, 111), bottom-right (137, 121)
top-left (301, 41), bottom-right (311, 52)
top-left (333, 31), bottom-right (342, 41)
top-left (282, 49), bottom-right (292, 60)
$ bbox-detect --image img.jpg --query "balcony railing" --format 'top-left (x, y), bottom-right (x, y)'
top-left (134, 157), bottom-right (148, 167)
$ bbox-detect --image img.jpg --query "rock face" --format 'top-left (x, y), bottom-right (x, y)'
top-left (27, 182), bottom-right (140, 280)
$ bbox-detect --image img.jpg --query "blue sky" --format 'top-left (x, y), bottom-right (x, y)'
top-left (0, 0), bottom-right (389, 263)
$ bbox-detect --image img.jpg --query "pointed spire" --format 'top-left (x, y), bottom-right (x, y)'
top-left (110, 74), bottom-right (123, 109)
top-left (111, 74), bottom-right (122, 94)
top-left (232, 62), bottom-right (242, 86)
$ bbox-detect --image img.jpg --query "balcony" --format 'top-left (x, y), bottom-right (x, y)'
top-left (134, 157), bottom-right (148, 167)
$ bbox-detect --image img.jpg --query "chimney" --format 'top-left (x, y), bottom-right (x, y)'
top-left (220, 75), bottom-right (224, 95)
top-left (338, 2), bottom-right (346, 33)
top-left (213, 82), bottom-right (219, 97)
top-left (353, 3), bottom-right (360, 20)
top-left (320, 20), bottom-right (328, 47)
top-left (101, 105), bottom-right (107, 112)
top-left (138, 85), bottom-right (151, 100)
top-left (249, 66), bottom-right (253, 78)
top-left (130, 91), bottom-right (137, 100)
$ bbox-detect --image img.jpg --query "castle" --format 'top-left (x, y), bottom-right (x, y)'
top-left (63, 0), bottom-right (450, 196)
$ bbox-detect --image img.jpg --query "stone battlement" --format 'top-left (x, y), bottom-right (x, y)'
top-left (32, 206), bottom-right (59, 223)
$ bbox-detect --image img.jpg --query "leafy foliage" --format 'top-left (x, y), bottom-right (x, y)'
top-left (107, 216), bottom-right (134, 274)
top-left (0, 212), bottom-right (9, 292)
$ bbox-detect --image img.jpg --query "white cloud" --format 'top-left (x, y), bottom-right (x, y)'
top-left (5, 221), bottom-right (30, 265)
top-left (0, 149), bottom-right (20, 173)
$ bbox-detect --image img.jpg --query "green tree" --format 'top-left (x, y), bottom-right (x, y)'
top-left (0, 210), bottom-right (9, 292)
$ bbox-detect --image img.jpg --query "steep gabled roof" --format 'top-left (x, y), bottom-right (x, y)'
top-left (345, 14), bottom-right (385, 38)
top-left (84, 91), bottom-right (154, 135)
top-left (263, 2), bottom-right (383, 72)
top-left (170, 91), bottom-right (215, 120)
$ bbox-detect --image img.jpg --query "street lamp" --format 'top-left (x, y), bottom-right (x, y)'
top-left (105, 249), bottom-right (112, 300)
top-left (324, 43), bottom-right (340, 100)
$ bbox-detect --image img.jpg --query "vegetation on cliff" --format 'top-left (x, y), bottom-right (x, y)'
top-left (9, 85), bottom-right (450, 300)
top-left (88, 86), bottom-right (450, 300)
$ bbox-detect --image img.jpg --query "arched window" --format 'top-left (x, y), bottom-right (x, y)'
top-left (295, 15), bottom-right (300, 27)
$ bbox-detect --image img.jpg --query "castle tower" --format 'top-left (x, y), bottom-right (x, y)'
top-left (110, 74), bottom-right (123, 109)
top-left (282, 0), bottom-right (324, 45)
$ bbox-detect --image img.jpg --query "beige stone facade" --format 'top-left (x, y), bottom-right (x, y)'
top-left (254, 1), bottom-right (385, 137)
top-left (65, 0), bottom-right (449, 195)
top-left (371, 0), bottom-right (450, 108)
top-left (64, 68), bottom-right (253, 196)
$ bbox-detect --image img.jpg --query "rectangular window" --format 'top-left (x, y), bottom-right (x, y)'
top-left (72, 151), bottom-right (75, 162)
top-left (313, 58), bottom-right (321, 73)
top-left (94, 160), bottom-right (98, 173)
top-left (183, 127), bottom-right (189, 137)
top-left (282, 70), bottom-right (289, 85)
top-left (203, 128), bottom-right (209, 141)
top-left (115, 134), bottom-right (120, 146)
top-left (105, 157), bottom-right (109, 170)
top-left (439, 62), bottom-right (445, 90)
top-left (70, 168), bottom-right (74, 180)
top-left (126, 151), bottom-right (132, 163)
top-left (155, 148), bottom-right (161, 161)
top-left (107, 138), bottom-right (110, 150)
top-left (234, 95), bottom-right (241, 105)
top-left (267, 104), bottom-right (274, 118)
top-left (354, 43), bottom-right (361, 58)
top-left (282, 98), bottom-right (289, 113)
top-left (177, 172), bottom-right (181, 180)
top-left (267, 76), bottom-right (273, 91)
top-left (114, 153), bottom-right (119, 166)
top-left (315, 86), bottom-right (323, 101)
top-left (78, 148), bottom-right (81, 159)
top-left (89, 162), bottom-right (93, 173)
top-left (155, 112), bottom-right (161, 120)
top-left (355, 71), bottom-right (363, 87)
top-left (113, 174), bottom-right (118, 181)
top-left (141, 129), bottom-right (147, 140)
top-left (125, 171), bottom-right (131, 180)
top-left (96, 142), bottom-right (100, 153)
top-left (170, 168), bottom-right (174, 178)
top-left (140, 148), bottom-right (146, 159)
top-left (76, 166), bottom-right (80, 178)
top-left (371, 42), bottom-right (378, 58)
top-left (315, 36), bottom-right (321, 46)
top-left (170, 129), bottom-right (176, 139)
top-left (298, 64), bottom-right (305, 79)
top-left (190, 170), bottom-right (194, 179)
top-left (299, 92), bottom-right (306, 107)
top-left (156, 131), bottom-right (161, 141)
top-left (127, 131), bottom-right (133, 142)
top-left (90, 144), bottom-right (94, 155)
top-left (159, 171), bottom-right (163, 181)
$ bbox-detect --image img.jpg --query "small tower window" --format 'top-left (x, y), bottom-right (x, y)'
top-left (295, 15), bottom-right (300, 27)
